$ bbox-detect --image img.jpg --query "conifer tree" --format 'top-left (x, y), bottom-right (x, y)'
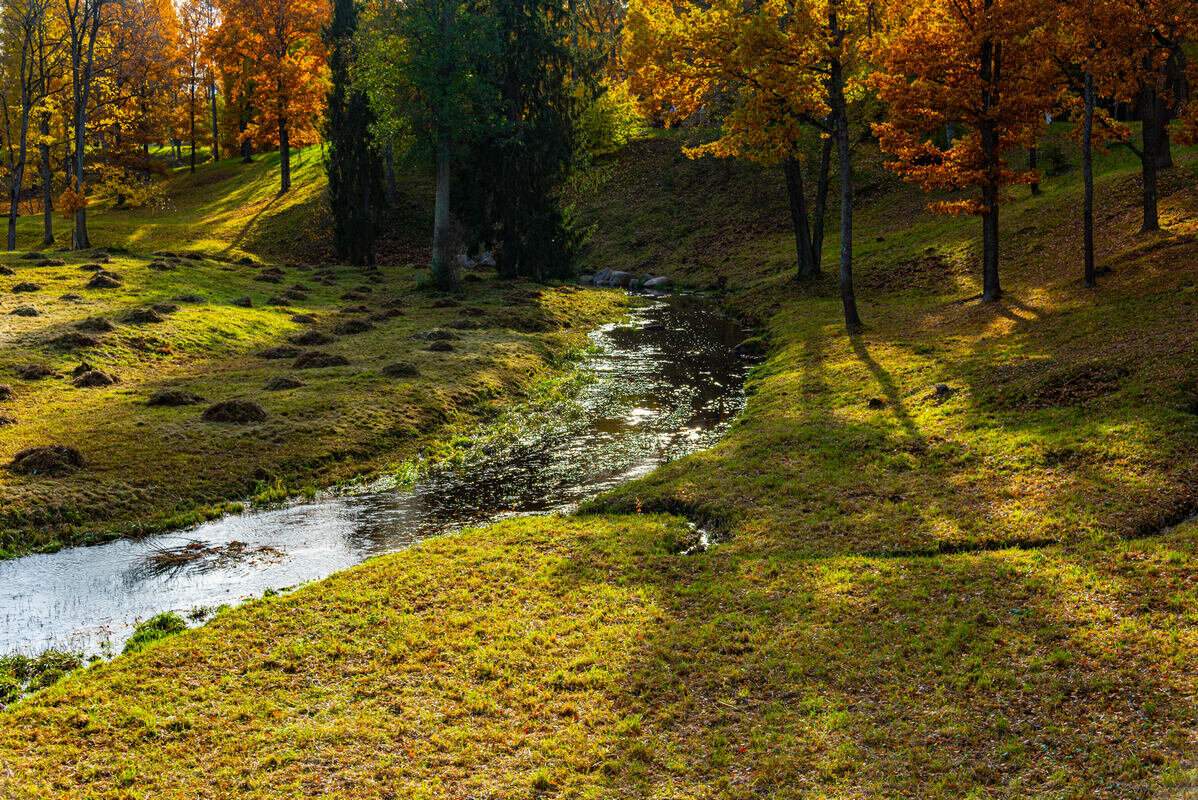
top-left (324, 0), bottom-right (381, 266)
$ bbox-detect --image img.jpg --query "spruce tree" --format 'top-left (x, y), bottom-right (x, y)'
top-left (462, 0), bottom-right (580, 281)
top-left (324, 0), bottom-right (383, 267)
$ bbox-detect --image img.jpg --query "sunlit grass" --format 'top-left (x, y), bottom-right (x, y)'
top-left (1, 130), bottom-right (1196, 798)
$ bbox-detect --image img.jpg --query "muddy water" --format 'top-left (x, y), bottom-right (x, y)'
top-left (0, 295), bottom-right (748, 655)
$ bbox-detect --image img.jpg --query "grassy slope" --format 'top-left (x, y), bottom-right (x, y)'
top-left (2, 134), bottom-right (1196, 798)
top-left (0, 152), bottom-right (624, 555)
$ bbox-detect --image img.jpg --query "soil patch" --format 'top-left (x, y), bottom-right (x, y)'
top-left (85, 274), bottom-right (121, 289)
top-left (257, 345), bottom-right (301, 359)
top-left (264, 376), bottom-right (305, 391)
top-left (382, 362), bottom-right (420, 379)
top-left (76, 317), bottom-right (114, 332)
top-left (49, 332), bottom-right (100, 350)
top-left (124, 308), bottom-right (166, 324)
top-left (201, 399), bottom-right (268, 423)
top-left (9, 445), bottom-right (84, 476)
top-left (333, 319), bottom-right (373, 335)
top-left (17, 364), bottom-right (54, 380)
top-left (147, 389), bottom-right (203, 407)
top-left (290, 330), bottom-right (336, 346)
top-left (72, 370), bottom-right (119, 388)
top-left (293, 351), bottom-right (349, 369)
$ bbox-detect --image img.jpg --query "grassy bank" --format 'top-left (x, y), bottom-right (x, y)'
top-left (0, 155), bottom-right (625, 556)
top-left (1, 134), bottom-right (1196, 797)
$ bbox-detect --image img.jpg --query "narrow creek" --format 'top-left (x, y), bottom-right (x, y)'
top-left (0, 295), bottom-right (749, 655)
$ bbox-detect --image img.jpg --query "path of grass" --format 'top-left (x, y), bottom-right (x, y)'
top-left (1, 134), bottom-right (1196, 797)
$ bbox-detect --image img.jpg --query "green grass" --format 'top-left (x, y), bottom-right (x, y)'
top-left (1, 131), bottom-right (1197, 797)
top-left (0, 153), bottom-right (626, 556)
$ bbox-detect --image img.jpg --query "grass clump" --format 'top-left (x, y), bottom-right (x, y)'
top-left (0, 649), bottom-right (84, 710)
top-left (121, 612), bottom-right (187, 655)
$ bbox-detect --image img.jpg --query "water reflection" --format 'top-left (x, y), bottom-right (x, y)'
top-left (0, 295), bottom-right (748, 655)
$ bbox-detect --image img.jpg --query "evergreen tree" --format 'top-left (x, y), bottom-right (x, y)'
top-left (464, 0), bottom-right (580, 281)
top-left (324, 0), bottom-right (382, 266)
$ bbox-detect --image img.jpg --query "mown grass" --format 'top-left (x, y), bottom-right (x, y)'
top-left (0, 154), bottom-right (626, 556)
top-left (1, 132), bottom-right (1196, 797)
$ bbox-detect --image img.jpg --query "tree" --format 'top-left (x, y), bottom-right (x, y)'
top-left (180, 0), bottom-right (208, 172)
top-left (215, 0), bottom-right (329, 193)
top-left (62, 0), bottom-right (111, 249)
top-left (323, 0), bottom-right (382, 265)
top-left (1040, 0), bottom-right (1127, 288)
top-left (873, 0), bottom-right (1057, 302)
top-left (1110, 0), bottom-right (1195, 233)
top-left (0, 0), bottom-right (54, 250)
top-left (463, 0), bottom-right (580, 281)
top-left (358, 0), bottom-right (485, 288)
top-left (626, 0), bottom-right (866, 330)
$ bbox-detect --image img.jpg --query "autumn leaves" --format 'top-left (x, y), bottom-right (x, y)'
top-left (626, 0), bottom-right (1198, 326)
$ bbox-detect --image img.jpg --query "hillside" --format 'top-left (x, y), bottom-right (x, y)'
top-left (1, 134), bottom-right (1196, 798)
top-left (0, 154), bottom-right (621, 556)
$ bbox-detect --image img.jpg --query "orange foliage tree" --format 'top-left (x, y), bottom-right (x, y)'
top-left (625, 0), bottom-right (871, 330)
top-left (213, 0), bottom-right (328, 192)
top-left (872, 0), bottom-right (1057, 303)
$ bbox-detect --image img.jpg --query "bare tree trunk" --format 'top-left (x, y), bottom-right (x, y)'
top-left (431, 136), bottom-right (454, 288)
top-left (783, 157), bottom-right (818, 279)
top-left (979, 4), bottom-right (1001, 302)
top-left (1139, 74), bottom-right (1160, 233)
top-left (73, 107), bottom-right (88, 249)
top-left (829, 52), bottom-right (861, 331)
top-left (209, 81), bottom-right (220, 161)
top-left (190, 95), bottom-right (197, 173)
top-left (8, 152), bottom-right (28, 252)
top-left (385, 142), bottom-right (396, 204)
top-left (1083, 69), bottom-right (1096, 288)
top-left (279, 115), bottom-right (291, 193)
top-left (812, 135), bottom-right (832, 266)
top-left (7, 98), bottom-right (32, 252)
top-left (1028, 147), bottom-right (1041, 196)
top-left (39, 113), bottom-right (52, 245)
top-left (430, 0), bottom-right (455, 289)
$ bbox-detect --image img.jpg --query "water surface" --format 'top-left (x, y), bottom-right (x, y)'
top-left (0, 295), bottom-right (748, 654)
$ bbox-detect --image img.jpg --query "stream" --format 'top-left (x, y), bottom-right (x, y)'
top-left (0, 295), bottom-right (749, 655)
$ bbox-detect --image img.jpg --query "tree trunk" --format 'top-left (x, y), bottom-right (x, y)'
top-left (945, 121), bottom-right (955, 148)
top-left (783, 157), bottom-right (818, 279)
top-left (981, 181), bottom-right (1001, 302)
top-left (385, 142), bottom-right (396, 204)
top-left (978, 7), bottom-right (1001, 302)
top-left (279, 115), bottom-right (291, 193)
top-left (830, 57), bottom-right (861, 332)
top-left (1028, 147), bottom-right (1041, 196)
top-left (813, 136), bottom-right (833, 267)
top-left (73, 101), bottom-right (88, 249)
top-left (8, 102), bottom-right (31, 251)
top-left (39, 113), bottom-right (52, 245)
top-left (980, 172), bottom-right (1001, 301)
top-left (8, 158), bottom-right (26, 251)
top-left (430, 0), bottom-right (455, 289)
top-left (1083, 68), bottom-right (1096, 288)
top-left (209, 82), bottom-right (220, 162)
top-left (189, 93), bottom-right (197, 173)
top-left (362, 159), bottom-right (375, 267)
top-left (1139, 75), bottom-right (1160, 233)
top-left (431, 136), bottom-right (454, 288)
